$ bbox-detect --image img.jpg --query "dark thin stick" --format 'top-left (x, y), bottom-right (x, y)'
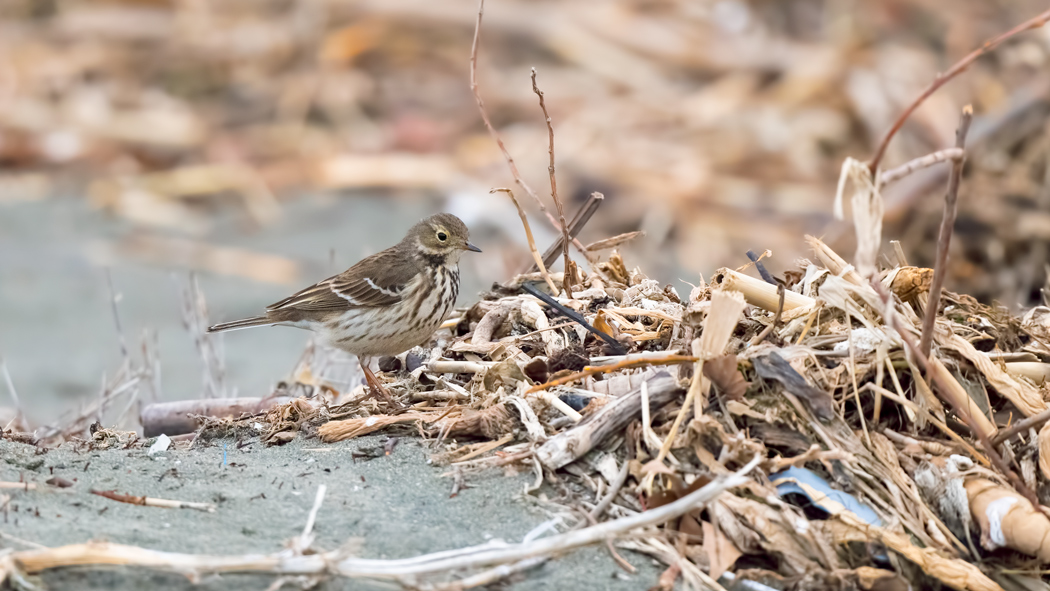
top-left (529, 192), bottom-right (604, 273)
top-left (469, 0), bottom-right (586, 258)
top-left (749, 284), bottom-right (785, 346)
top-left (531, 68), bottom-right (572, 298)
top-left (867, 8), bottom-right (1050, 174)
top-left (521, 283), bottom-right (627, 355)
top-left (871, 279), bottom-right (1039, 507)
top-left (746, 250), bottom-right (777, 285)
top-left (919, 106), bottom-right (973, 359)
top-left (991, 406), bottom-right (1050, 446)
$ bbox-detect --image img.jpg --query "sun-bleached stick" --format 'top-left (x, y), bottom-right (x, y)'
top-left (5, 457), bottom-right (759, 585)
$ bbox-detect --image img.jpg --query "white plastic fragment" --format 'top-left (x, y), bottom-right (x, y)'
top-left (148, 433), bottom-right (171, 456)
top-left (984, 496), bottom-right (1019, 549)
top-left (833, 327), bottom-right (884, 354)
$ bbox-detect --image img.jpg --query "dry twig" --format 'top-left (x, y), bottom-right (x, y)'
top-left (90, 489), bottom-right (216, 512)
top-left (469, 0), bottom-right (585, 258)
top-left (531, 68), bottom-right (572, 297)
top-left (919, 106), bottom-right (973, 359)
top-left (867, 8), bottom-right (1050, 173)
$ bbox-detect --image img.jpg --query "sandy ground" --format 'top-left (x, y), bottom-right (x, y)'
top-left (0, 434), bottom-right (662, 590)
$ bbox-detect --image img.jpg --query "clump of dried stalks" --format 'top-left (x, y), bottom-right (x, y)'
top-left (6, 6), bottom-right (1050, 591)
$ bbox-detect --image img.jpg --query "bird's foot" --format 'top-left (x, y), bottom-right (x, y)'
top-left (361, 363), bottom-right (407, 412)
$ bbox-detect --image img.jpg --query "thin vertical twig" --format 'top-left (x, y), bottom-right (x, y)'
top-left (179, 273), bottom-right (226, 398)
top-left (491, 189), bottom-right (559, 293)
top-left (867, 8), bottom-right (1050, 174)
top-left (530, 68), bottom-right (572, 298)
top-left (919, 106), bottom-right (973, 359)
top-left (469, 0), bottom-right (589, 259)
top-left (105, 269), bottom-right (128, 360)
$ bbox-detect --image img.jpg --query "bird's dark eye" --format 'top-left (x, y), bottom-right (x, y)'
top-left (437, 231), bottom-right (448, 241)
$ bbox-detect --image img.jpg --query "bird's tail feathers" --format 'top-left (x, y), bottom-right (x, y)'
top-left (207, 316), bottom-right (273, 333)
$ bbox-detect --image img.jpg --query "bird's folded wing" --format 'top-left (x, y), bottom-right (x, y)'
top-left (266, 249), bottom-right (414, 312)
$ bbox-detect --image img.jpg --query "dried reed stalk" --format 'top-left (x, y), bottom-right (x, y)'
top-left (652, 290), bottom-right (746, 472)
top-left (318, 412), bottom-right (436, 442)
top-left (710, 268), bottom-right (815, 312)
top-left (831, 511), bottom-right (1003, 591)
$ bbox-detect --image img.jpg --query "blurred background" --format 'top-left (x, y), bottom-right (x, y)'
top-left (1, 0), bottom-right (1049, 424)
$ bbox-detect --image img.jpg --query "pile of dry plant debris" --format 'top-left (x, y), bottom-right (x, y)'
top-left (6, 7), bottom-right (1050, 591)
top-left (9, 224), bottom-right (1050, 591)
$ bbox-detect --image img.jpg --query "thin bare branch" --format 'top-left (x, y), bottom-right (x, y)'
top-left (867, 8), bottom-right (1050, 174)
top-left (469, 0), bottom-right (588, 258)
top-left (528, 192), bottom-right (604, 273)
top-left (871, 278), bottom-right (1039, 507)
top-left (530, 68), bottom-right (572, 297)
top-left (879, 148), bottom-right (964, 187)
top-left (919, 106), bottom-right (973, 359)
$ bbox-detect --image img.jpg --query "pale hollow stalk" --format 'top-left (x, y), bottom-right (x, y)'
top-left (804, 235), bottom-right (866, 288)
top-left (711, 268), bottom-right (815, 312)
top-left (1004, 362), bottom-right (1050, 384)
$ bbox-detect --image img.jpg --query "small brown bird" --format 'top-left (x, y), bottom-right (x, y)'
top-left (208, 213), bottom-right (480, 398)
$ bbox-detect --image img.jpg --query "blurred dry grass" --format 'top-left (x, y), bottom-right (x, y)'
top-left (1, 0), bottom-right (1049, 304)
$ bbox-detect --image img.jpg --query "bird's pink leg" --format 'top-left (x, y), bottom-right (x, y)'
top-left (360, 358), bottom-right (401, 408)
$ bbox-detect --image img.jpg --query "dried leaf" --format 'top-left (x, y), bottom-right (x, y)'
top-left (703, 354), bottom-right (749, 401)
top-left (701, 518), bottom-right (743, 579)
top-left (888, 266), bottom-right (933, 304)
top-left (752, 351), bottom-right (834, 420)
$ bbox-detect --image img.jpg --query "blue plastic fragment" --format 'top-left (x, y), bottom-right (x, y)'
top-left (771, 466), bottom-right (882, 526)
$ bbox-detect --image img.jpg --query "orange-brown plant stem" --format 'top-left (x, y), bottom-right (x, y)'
top-left (525, 355), bottom-right (698, 394)
top-left (919, 106), bottom-right (972, 358)
top-left (867, 8), bottom-right (1050, 174)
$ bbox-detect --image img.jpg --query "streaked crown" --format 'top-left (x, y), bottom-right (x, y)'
top-left (406, 213), bottom-right (481, 264)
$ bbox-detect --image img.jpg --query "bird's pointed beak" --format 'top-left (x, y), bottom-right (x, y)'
top-left (464, 242), bottom-right (482, 253)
